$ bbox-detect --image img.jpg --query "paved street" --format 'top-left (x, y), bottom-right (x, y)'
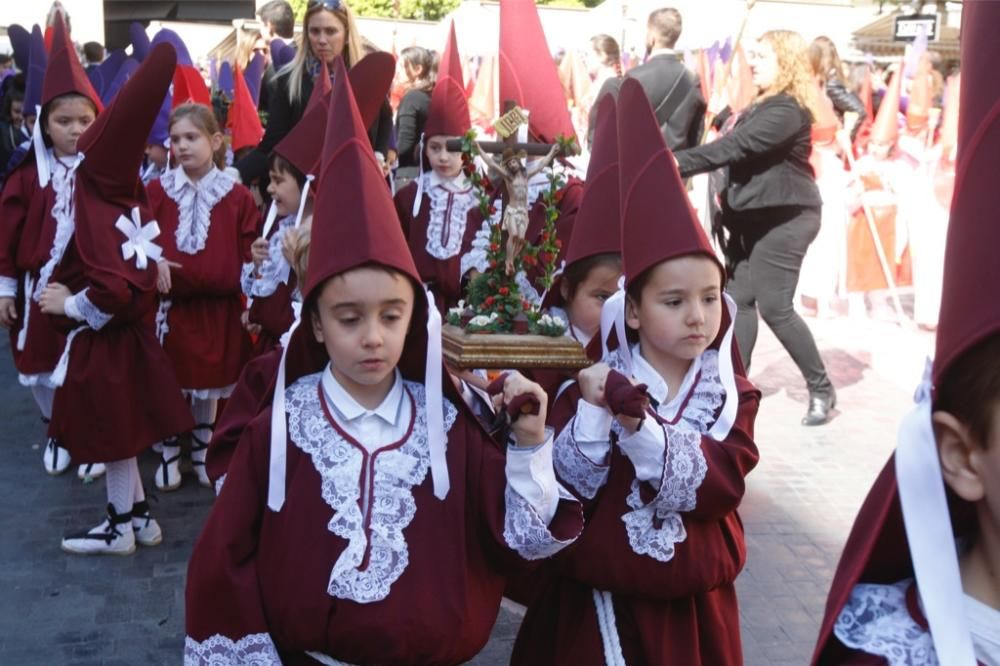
top-left (0, 308), bottom-right (933, 665)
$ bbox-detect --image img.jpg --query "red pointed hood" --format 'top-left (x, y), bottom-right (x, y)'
top-left (870, 68), bottom-right (901, 148)
top-left (303, 56), bottom-right (421, 304)
top-left (228, 65), bottom-right (264, 153)
top-left (41, 11), bottom-right (102, 112)
top-left (617, 77), bottom-right (721, 288)
top-left (498, 0), bottom-right (576, 144)
top-left (347, 51), bottom-right (396, 136)
top-left (172, 65), bottom-right (211, 108)
top-left (73, 43), bottom-right (177, 291)
top-left (424, 21), bottom-right (470, 139)
top-left (565, 94), bottom-right (620, 266)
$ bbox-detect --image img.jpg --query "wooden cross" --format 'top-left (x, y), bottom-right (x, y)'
top-left (445, 100), bottom-right (569, 156)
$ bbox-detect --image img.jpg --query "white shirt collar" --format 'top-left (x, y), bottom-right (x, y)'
top-left (429, 170), bottom-right (471, 193)
top-left (630, 344), bottom-right (702, 414)
top-left (173, 164), bottom-right (219, 190)
top-left (648, 48), bottom-right (677, 59)
top-left (570, 323), bottom-right (592, 347)
top-left (321, 364), bottom-right (405, 426)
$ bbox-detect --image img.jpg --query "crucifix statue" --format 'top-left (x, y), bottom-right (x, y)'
top-left (447, 101), bottom-right (569, 275)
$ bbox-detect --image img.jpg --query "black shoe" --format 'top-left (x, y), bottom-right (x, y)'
top-left (802, 390), bottom-right (836, 426)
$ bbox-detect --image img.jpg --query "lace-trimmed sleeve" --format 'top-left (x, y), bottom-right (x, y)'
top-left (552, 408), bottom-right (613, 500)
top-left (503, 483), bottom-right (581, 560)
top-left (63, 288), bottom-right (113, 330)
top-left (184, 633), bottom-right (281, 665)
top-left (459, 211), bottom-right (497, 279)
top-left (833, 581), bottom-right (937, 666)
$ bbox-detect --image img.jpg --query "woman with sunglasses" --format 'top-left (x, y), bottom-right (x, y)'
top-left (235, 0), bottom-right (393, 187)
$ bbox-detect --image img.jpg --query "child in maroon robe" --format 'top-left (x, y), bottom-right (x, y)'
top-left (393, 22), bottom-right (485, 312)
top-left (147, 103), bottom-right (258, 491)
top-left (812, 6), bottom-right (1000, 662)
top-left (512, 78), bottom-right (761, 666)
top-left (184, 58), bottom-right (583, 664)
top-left (37, 44), bottom-right (194, 556)
top-left (0, 14), bottom-right (100, 479)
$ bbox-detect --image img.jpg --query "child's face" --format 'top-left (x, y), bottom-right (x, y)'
top-left (425, 136), bottom-right (462, 179)
top-left (145, 144), bottom-right (168, 169)
top-left (267, 167), bottom-right (303, 218)
top-left (311, 266), bottom-right (414, 402)
top-left (169, 116), bottom-right (221, 176)
top-left (10, 100), bottom-right (24, 127)
top-left (561, 261), bottom-right (622, 340)
top-left (626, 255), bottom-right (723, 365)
top-left (45, 97), bottom-right (96, 158)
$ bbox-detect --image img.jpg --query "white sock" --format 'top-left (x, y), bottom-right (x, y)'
top-left (30, 385), bottom-right (55, 421)
top-left (105, 459), bottom-right (135, 516)
top-left (130, 457), bottom-right (146, 505)
top-left (190, 397), bottom-right (218, 461)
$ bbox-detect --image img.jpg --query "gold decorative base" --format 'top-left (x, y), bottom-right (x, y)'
top-left (442, 325), bottom-right (592, 370)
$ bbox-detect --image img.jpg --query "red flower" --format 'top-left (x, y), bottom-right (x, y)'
top-left (481, 176), bottom-right (492, 190)
top-left (522, 301), bottom-right (531, 311)
top-left (522, 254), bottom-right (537, 267)
top-left (485, 296), bottom-right (495, 306)
top-left (489, 260), bottom-right (497, 269)
top-left (489, 243), bottom-right (499, 252)
top-left (488, 205), bottom-right (497, 215)
top-left (499, 287), bottom-right (509, 296)
top-left (554, 239), bottom-right (563, 249)
top-left (540, 232), bottom-right (550, 243)
top-left (554, 189), bottom-right (565, 203)
top-left (539, 252), bottom-right (553, 265)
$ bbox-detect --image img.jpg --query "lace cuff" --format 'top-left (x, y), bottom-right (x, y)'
top-left (0, 276), bottom-right (17, 298)
top-left (459, 214), bottom-right (495, 278)
top-left (184, 633), bottom-right (281, 665)
top-left (833, 581), bottom-right (936, 665)
top-left (617, 417), bottom-right (667, 487)
top-left (503, 483), bottom-right (580, 560)
top-left (240, 262), bottom-right (257, 297)
top-left (506, 429), bottom-right (558, 524)
top-left (651, 424), bottom-right (707, 513)
top-left (64, 289), bottom-right (113, 330)
top-left (554, 418), bottom-right (610, 499)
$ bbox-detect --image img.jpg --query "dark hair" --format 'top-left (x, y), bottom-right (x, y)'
top-left (934, 334), bottom-right (1000, 446)
top-left (0, 54), bottom-right (13, 67)
top-left (169, 103), bottom-right (227, 169)
top-left (562, 253), bottom-right (622, 301)
top-left (40, 92), bottom-right (98, 142)
top-left (1, 87), bottom-right (25, 122)
top-left (647, 8), bottom-right (682, 49)
top-left (258, 0), bottom-right (295, 39)
top-left (82, 41), bottom-right (105, 64)
top-left (400, 46), bottom-right (436, 92)
top-left (268, 151), bottom-right (306, 190)
top-left (590, 34), bottom-right (622, 77)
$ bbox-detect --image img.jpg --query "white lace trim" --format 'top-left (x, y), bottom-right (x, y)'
top-left (0, 276), bottom-right (17, 297)
top-left (183, 632), bottom-right (281, 665)
top-left (64, 289), bottom-right (112, 330)
top-left (554, 422), bottom-right (610, 500)
top-left (834, 581), bottom-right (938, 665)
top-left (286, 373), bottom-right (458, 604)
top-left (460, 211), bottom-right (495, 278)
top-left (34, 153), bottom-right (82, 301)
top-left (18, 372), bottom-right (57, 388)
top-left (621, 425), bottom-right (706, 563)
top-left (162, 167), bottom-right (236, 255)
top-left (155, 299), bottom-right (171, 345)
top-left (242, 215), bottom-right (295, 298)
top-left (423, 174), bottom-right (478, 260)
top-left (503, 483), bottom-right (579, 560)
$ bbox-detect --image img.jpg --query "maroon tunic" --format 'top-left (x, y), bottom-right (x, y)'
top-left (47, 240), bottom-right (194, 463)
top-left (0, 160), bottom-right (68, 377)
top-left (147, 171), bottom-right (258, 391)
top-left (511, 371), bottom-right (761, 666)
top-left (186, 372), bottom-right (583, 665)
top-left (393, 178), bottom-right (484, 312)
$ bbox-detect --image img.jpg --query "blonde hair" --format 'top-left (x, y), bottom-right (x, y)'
top-left (235, 28), bottom-right (265, 70)
top-left (757, 30), bottom-right (819, 120)
top-left (289, 219), bottom-right (312, 280)
top-left (282, 2), bottom-right (364, 107)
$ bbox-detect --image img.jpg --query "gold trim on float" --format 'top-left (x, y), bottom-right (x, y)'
top-left (442, 325), bottom-right (592, 370)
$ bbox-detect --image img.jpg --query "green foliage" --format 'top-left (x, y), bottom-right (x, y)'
top-left (289, 0), bottom-right (308, 21)
top-left (537, 0), bottom-right (601, 8)
top-left (349, 0), bottom-right (461, 20)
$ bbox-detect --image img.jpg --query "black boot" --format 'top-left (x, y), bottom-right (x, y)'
top-left (802, 389), bottom-right (836, 426)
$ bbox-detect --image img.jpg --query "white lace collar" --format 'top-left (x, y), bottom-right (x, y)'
top-left (161, 166), bottom-right (236, 255)
top-left (33, 149), bottom-right (84, 301)
top-left (835, 580), bottom-right (938, 665)
top-left (966, 594), bottom-right (1000, 666)
top-left (286, 372), bottom-right (458, 604)
top-left (321, 365), bottom-right (404, 426)
top-left (423, 171), bottom-right (478, 260)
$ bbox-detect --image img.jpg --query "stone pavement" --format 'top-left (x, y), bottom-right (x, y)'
top-left (0, 310), bottom-right (932, 665)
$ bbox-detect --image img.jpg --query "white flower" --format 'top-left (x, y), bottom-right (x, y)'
top-left (538, 313), bottom-right (565, 328)
top-left (448, 306), bottom-right (464, 319)
top-left (469, 315), bottom-right (493, 327)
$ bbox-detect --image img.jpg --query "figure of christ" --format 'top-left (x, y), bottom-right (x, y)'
top-left (476, 143), bottom-right (560, 274)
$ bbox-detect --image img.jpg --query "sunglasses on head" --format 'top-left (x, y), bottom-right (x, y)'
top-left (308, 0), bottom-right (342, 9)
